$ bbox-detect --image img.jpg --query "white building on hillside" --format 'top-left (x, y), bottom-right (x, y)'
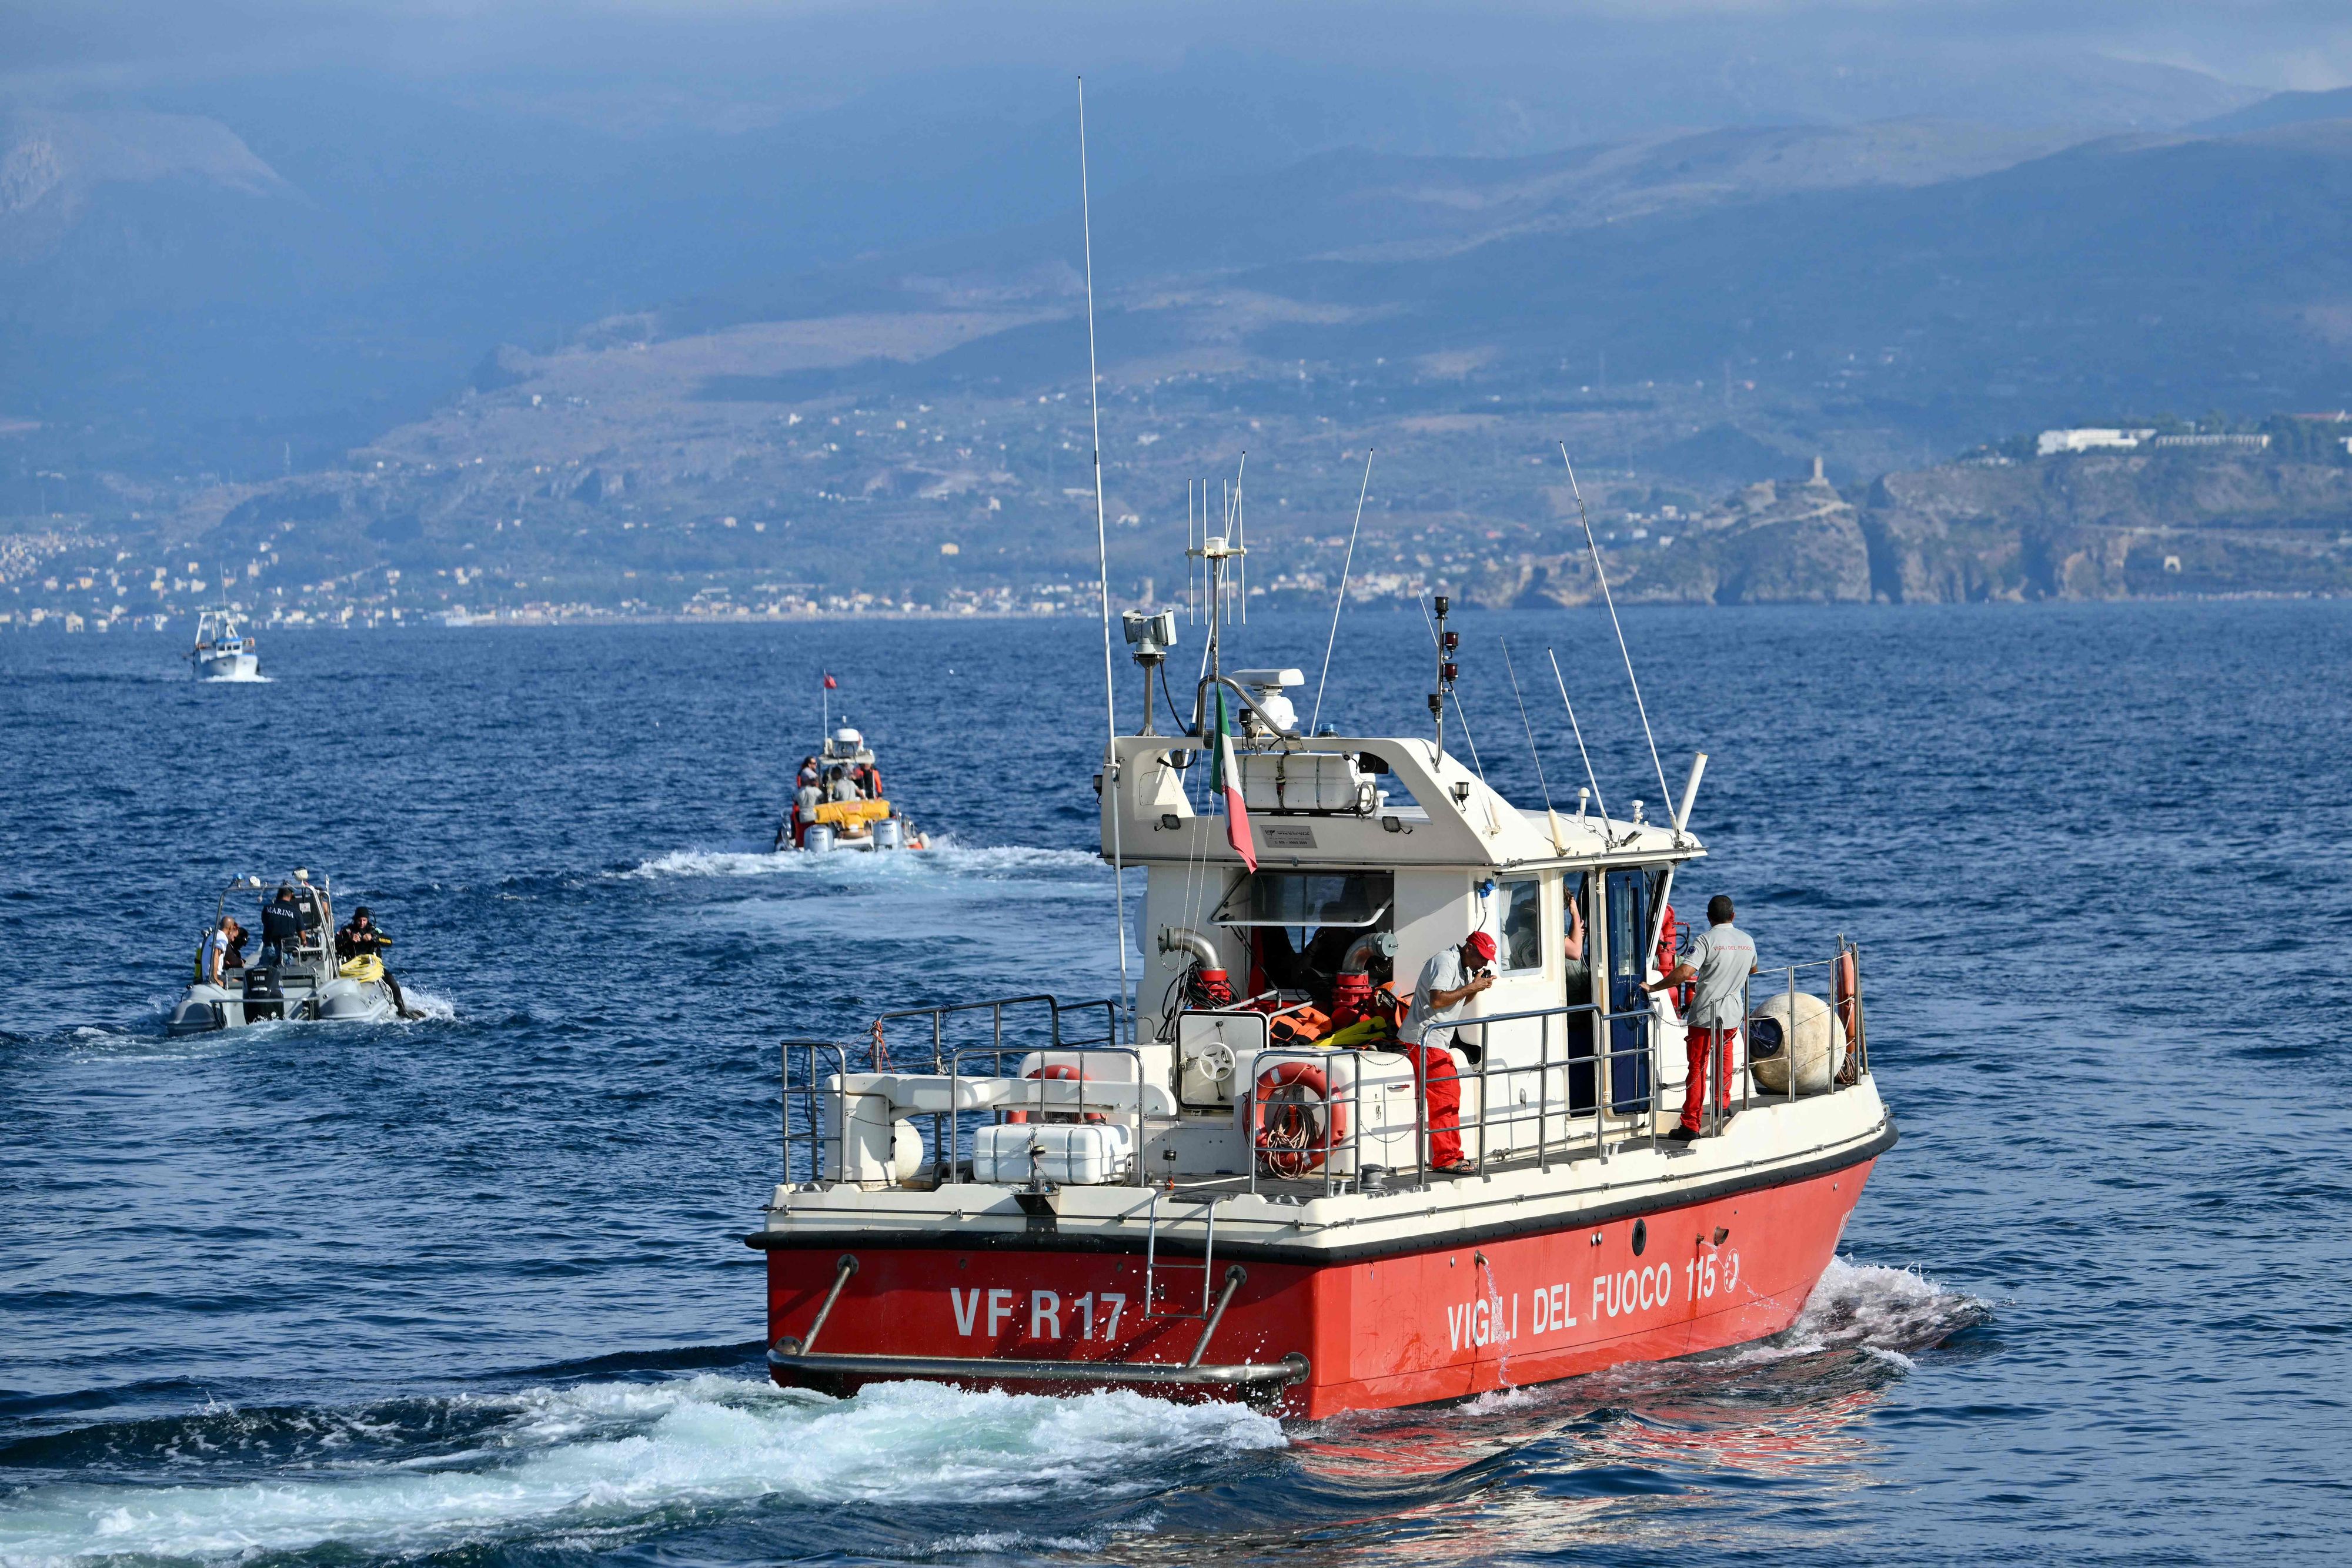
top-left (2037, 427), bottom-right (2157, 456)
top-left (2150, 433), bottom-right (2270, 451)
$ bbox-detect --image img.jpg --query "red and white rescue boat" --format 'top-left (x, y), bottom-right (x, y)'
top-left (751, 591), bottom-right (1893, 1418)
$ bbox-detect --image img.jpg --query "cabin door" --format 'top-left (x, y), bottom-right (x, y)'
top-left (1603, 868), bottom-right (1655, 1114)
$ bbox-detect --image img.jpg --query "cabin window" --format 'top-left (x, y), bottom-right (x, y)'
top-left (1217, 871), bottom-right (1395, 1009)
top-left (1212, 871), bottom-right (1391, 928)
top-left (1499, 877), bottom-right (1544, 974)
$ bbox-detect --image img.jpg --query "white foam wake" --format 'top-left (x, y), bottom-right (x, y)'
top-left (623, 843), bottom-right (1102, 881)
top-left (1726, 1255), bottom-right (1986, 1366)
top-left (392, 984), bottom-right (458, 1022)
top-left (0, 1376), bottom-right (1282, 1564)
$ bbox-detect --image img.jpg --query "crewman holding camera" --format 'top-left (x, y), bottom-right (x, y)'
top-left (1403, 929), bottom-right (1496, 1173)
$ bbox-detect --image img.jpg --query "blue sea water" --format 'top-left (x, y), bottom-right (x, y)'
top-left (2, 602), bottom-right (2348, 1566)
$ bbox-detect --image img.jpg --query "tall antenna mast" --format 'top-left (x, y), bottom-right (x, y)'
top-left (1547, 647), bottom-right (1614, 848)
top-left (1077, 77), bottom-right (1129, 1025)
top-left (1560, 443), bottom-right (1672, 816)
top-left (1234, 453), bottom-right (1247, 624)
top-left (1309, 448), bottom-right (1374, 737)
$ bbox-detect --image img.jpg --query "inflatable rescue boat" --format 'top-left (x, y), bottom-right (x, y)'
top-left (166, 871), bottom-right (400, 1034)
top-left (777, 725), bottom-right (928, 852)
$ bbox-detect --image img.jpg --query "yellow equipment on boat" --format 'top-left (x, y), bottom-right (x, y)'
top-left (338, 955), bottom-right (385, 982)
top-left (811, 798), bottom-right (892, 828)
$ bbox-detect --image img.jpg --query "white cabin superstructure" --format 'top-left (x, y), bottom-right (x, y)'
top-left (187, 607), bottom-right (258, 681)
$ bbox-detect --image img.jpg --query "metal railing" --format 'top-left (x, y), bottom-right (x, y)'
top-left (780, 942), bottom-right (1868, 1198)
top-left (780, 993), bottom-right (1125, 1189)
top-left (1240, 938), bottom-right (1870, 1193)
top-left (943, 1039), bottom-right (1151, 1187)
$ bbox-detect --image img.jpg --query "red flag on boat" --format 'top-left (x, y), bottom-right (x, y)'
top-left (1212, 688), bottom-right (1257, 871)
top-left (823, 672), bottom-right (837, 689)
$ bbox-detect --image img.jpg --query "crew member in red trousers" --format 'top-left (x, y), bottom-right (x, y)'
top-left (1406, 930), bottom-right (1495, 1171)
top-left (1648, 894), bottom-right (1757, 1141)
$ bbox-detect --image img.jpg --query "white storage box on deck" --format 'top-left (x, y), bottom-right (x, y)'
top-left (972, 1122), bottom-right (1135, 1185)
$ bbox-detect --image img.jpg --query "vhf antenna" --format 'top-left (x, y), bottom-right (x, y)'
top-left (1077, 76), bottom-right (1129, 1027)
top-left (1561, 443), bottom-right (1673, 823)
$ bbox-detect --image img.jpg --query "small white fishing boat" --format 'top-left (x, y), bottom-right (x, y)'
top-left (167, 871), bottom-right (404, 1034)
top-left (186, 608), bottom-right (259, 681)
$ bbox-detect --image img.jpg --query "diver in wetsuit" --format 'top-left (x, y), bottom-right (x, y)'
top-left (335, 905), bottom-right (418, 1018)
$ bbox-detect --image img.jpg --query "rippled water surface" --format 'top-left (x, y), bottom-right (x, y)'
top-left (4, 604), bottom-right (2347, 1565)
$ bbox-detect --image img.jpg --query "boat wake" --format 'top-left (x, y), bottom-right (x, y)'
top-left (393, 985), bottom-right (459, 1022)
top-left (622, 842), bottom-right (1102, 881)
top-left (192, 672), bottom-right (270, 684)
top-left (0, 1376), bottom-right (1282, 1564)
top-left (1729, 1255), bottom-right (1990, 1366)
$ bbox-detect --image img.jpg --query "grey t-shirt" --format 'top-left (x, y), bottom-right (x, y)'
top-left (1409, 947), bottom-right (1474, 1040)
top-left (1686, 922), bottom-right (1757, 1028)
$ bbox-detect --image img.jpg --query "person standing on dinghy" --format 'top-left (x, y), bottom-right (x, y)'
top-left (335, 907), bottom-right (419, 1019)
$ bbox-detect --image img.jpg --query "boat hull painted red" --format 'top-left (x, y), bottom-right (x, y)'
top-left (764, 1159), bottom-right (1875, 1417)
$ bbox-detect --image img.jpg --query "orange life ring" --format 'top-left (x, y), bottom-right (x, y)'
top-left (1005, 1062), bottom-right (1105, 1125)
top-left (1252, 1060), bottom-right (1349, 1177)
top-left (1833, 948), bottom-right (1860, 1037)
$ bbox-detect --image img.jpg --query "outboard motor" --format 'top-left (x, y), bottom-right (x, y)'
top-left (803, 824), bottom-right (837, 854)
top-left (871, 817), bottom-right (904, 851)
top-left (243, 965), bottom-right (285, 1021)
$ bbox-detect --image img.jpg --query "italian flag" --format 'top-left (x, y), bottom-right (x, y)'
top-left (1212, 687), bottom-right (1257, 870)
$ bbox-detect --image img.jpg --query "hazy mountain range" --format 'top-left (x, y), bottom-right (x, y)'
top-left (6, 28), bottom-right (2352, 614)
top-left (0, 45), bottom-right (2293, 470)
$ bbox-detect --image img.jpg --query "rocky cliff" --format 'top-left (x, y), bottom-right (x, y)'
top-left (1471, 452), bottom-right (2352, 606)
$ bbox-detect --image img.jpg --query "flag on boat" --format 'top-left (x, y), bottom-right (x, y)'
top-left (1212, 687), bottom-right (1257, 871)
top-left (823, 671), bottom-right (837, 689)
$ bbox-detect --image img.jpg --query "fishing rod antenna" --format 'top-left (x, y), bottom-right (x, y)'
top-left (1560, 443), bottom-right (1674, 825)
top-left (1077, 76), bottom-right (1130, 1028)
top-left (1309, 449), bottom-right (1374, 737)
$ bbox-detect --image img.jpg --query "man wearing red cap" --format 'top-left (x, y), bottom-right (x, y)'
top-left (1404, 930), bottom-right (1496, 1172)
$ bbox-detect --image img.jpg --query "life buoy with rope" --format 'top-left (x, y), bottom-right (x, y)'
top-left (1005, 1062), bottom-right (1105, 1125)
top-left (1252, 1059), bottom-right (1348, 1177)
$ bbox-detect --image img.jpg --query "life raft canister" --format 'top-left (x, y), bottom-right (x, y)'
top-left (1252, 1059), bottom-right (1349, 1177)
top-left (1005, 1062), bottom-right (1105, 1125)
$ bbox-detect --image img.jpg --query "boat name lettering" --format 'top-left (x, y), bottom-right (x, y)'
top-left (1594, 1262), bottom-right (1675, 1321)
top-left (950, 1286), bottom-right (1126, 1340)
top-left (1528, 1281), bottom-right (1580, 1335)
top-left (1683, 1249), bottom-right (1739, 1302)
top-left (1445, 1294), bottom-right (1516, 1352)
